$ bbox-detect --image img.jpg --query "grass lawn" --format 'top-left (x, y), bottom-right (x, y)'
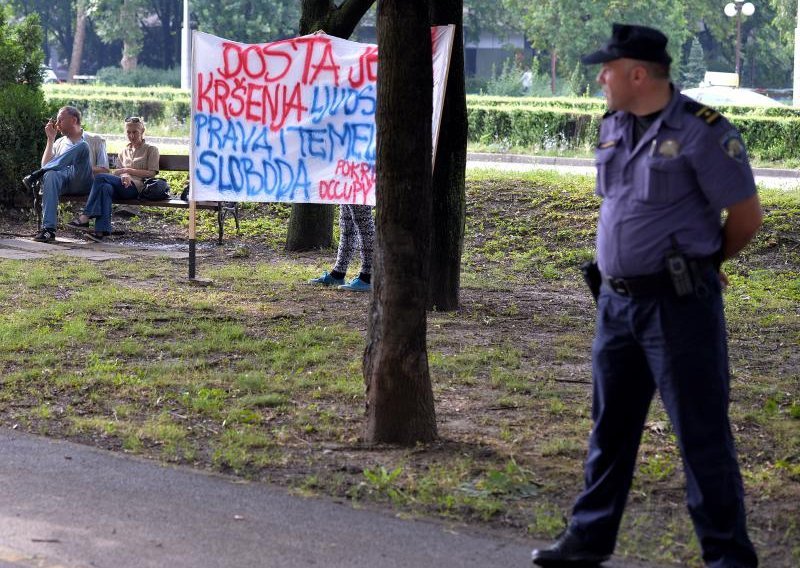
top-left (1, 170), bottom-right (798, 566)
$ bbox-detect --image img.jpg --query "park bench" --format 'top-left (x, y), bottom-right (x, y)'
top-left (34, 153), bottom-right (240, 245)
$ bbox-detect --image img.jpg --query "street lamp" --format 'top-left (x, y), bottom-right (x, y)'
top-left (794, 0), bottom-right (800, 106)
top-left (181, 0), bottom-right (192, 90)
top-left (724, 0), bottom-right (755, 81)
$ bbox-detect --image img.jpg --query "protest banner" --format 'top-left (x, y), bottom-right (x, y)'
top-left (190, 26), bottom-right (455, 206)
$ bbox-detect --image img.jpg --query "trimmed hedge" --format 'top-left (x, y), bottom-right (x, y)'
top-left (39, 86), bottom-right (800, 162)
top-left (469, 105), bottom-right (603, 152)
top-left (469, 104), bottom-right (800, 161)
top-left (45, 94), bottom-right (191, 125)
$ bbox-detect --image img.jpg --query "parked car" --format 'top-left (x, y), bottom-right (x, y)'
top-left (41, 65), bottom-right (60, 84)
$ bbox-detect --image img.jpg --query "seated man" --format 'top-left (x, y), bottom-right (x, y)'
top-left (24, 105), bottom-right (109, 242)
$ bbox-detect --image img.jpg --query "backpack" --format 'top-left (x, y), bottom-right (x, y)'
top-left (139, 177), bottom-right (171, 200)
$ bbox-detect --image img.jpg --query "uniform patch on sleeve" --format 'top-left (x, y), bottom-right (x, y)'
top-left (720, 130), bottom-right (748, 163)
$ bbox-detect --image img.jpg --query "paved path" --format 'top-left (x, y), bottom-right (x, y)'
top-left (0, 429), bottom-right (527, 568)
top-left (0, 428), bottom-right (661, 568)
top-left (0, 236), bottom-right (193, 262)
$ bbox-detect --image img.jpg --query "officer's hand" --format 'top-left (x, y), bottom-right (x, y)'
top-left (718, 271), bottom-right (729, 290)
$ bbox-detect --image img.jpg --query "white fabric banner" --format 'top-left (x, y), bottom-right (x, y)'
top-left (190, 26), bottom-right (455, 205)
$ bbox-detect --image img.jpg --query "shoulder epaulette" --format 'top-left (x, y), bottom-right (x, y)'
top-left (684, 100), bottom-right (721, 125)
top-left (602, 110), bottom-right (617, 119)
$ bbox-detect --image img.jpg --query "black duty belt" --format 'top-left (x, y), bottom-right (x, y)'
top-left (603, 256), bottom-right (716, 298)
top-left (603, 271), bottom-right (673, 297)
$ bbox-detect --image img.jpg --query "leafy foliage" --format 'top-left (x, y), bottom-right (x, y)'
top-left (193, 0), bottom-right (300, 43)
top-left (95, 65), bottom-right (180, 87)
top-left (0, 11), bottom-right (49, 207)
top-left (680, 37), bottom-right (706, 89)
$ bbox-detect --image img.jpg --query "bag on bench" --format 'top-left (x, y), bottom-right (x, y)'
top-left (139, 177), bottom-right (171, 200)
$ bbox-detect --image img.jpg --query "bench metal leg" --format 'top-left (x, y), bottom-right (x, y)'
top-left (32, 183), bottom-right (42, 230)
top-left (215, 202), bottom-right (240, 245)
top-left (216, 203), bottom-right (224, 246)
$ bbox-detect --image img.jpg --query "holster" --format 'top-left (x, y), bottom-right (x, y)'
top-left (580, 260), bottom-right (601, 303)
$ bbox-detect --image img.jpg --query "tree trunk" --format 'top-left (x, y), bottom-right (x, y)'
top-left (286, 0), bottom-right (377, 252)
top-left (428, 0), bottom-right (467, 312)
top-left (68, 0), bottom-right (87, 81)
top-left (363, 0), bottom-right (436, 445)
top-left (121, 41), bottom-right (138, 71)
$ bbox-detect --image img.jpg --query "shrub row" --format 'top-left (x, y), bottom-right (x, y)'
top-left (45, 94), bottom-right (191, 125)
top-left (468, 105), bottom-right (800, 161)
top-left (43, 84), bottom-right (189, 101)
top-left (41, 88), bottom-right (800, 161)
top-left (468, 105), bottom-right (603, 152)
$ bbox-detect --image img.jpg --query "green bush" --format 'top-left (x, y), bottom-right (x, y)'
top-left (467, 104), bottom-right (800, 161)
top-left (96, 65), bottom-right (181, 88)
top-left (0, 12), bottom-right (49, 207)
top-left (468, 105), bottom-right (602, 152)
top-left (44, 83), bottom-right (189, 101)
top-left (0, 85), bottom-right (52, 207)
top-left (44, 94), bottom-right (191, 125)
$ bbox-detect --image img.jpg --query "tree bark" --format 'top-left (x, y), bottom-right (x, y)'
top-left (67, 0), bottom-right (87, 81)
top-left (428, 0), bottom-right (467, 312)
top-left (363, 0), bottom-right (436, 445)
top-left (121, 42), bottom-right (138, 71)
top-left (286, 0), bottom-right (376, 252)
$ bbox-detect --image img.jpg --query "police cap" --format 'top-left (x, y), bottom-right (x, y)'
top-left (581, 23), bottom-right (672, 66)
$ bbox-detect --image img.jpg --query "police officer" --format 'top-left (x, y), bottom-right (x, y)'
top-left (532, 24), bottom-right (762, 568)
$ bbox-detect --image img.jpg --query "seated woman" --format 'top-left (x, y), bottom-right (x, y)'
top-left (68, 116), bottom-right (159, 240)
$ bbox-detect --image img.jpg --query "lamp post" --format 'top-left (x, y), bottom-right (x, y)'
top-left (181, 0), bottom-right (191, 90)
top-left (724, 0), bottom-right (755, 82)
top-left (794, 0), bottom-right (800, 106)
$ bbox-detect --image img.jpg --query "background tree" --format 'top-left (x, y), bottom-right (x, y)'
top-left (428, 0), bottom-right (467, 311)
top-left (192, 0), bottom-right (299, 43)
top-left (462, 0), bottom-right (523, 43)
top-left (67, 0), bottom-right (88, 79)
top-left (285, 0), bottom-right (376, 252)
top-left (503, 0), bottom-right (689, 84)
top-left (680, 37), bottom-right (706, 88)
top-left (140, 0), bottom-right (182, 69)
top-left (0, 11), bottom-right (49, 206)
top-left (88, 0), bottom-right (149, 71)
top-left (364, 0), bottom-right (437, 445)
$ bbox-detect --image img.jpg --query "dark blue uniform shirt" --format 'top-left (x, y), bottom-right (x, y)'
top-left (595, 87), bottom-right (756, 277)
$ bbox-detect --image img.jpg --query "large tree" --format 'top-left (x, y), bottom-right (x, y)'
top-left (503, 0), bottom-right (690, 89)
top-left (428, 0), bottom-right (467, 311)
top-left (363, 0), bottom-right (437, 444)
top-left (285, 0), bottom-right (376, 251)
top-left (193, 0), bottom-right (300, 44)
top-left (88, 0), bottom-right (149, 71)
top-left (67, 0), bottom-right (88, 79)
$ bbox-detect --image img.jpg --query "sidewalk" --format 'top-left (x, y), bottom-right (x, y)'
top-left (0, 429), bottom-right (657, 568)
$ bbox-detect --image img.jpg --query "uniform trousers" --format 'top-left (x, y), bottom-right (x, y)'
top-left (570, 268), bottom-right (758, 568)
top-left (40, 141), bottom-right (93, 230)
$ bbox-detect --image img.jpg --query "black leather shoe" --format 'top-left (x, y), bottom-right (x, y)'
top-left (531, 530), bottom-right (611, 566)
